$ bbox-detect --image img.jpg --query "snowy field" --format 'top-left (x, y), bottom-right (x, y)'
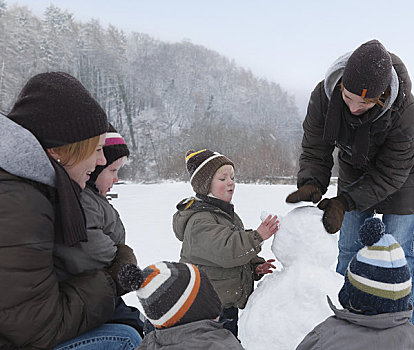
top-left (112, 182), bottom-right (340, 349)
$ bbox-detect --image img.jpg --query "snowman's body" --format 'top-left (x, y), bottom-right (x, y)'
top-left (239, 206), bottom-right (343, 350)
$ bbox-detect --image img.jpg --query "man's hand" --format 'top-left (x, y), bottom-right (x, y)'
top-left (255, 259), bottom-right (276, 275)
top-left (317, 195), bottom-right (349, 234)
top-left (285, 183), bottom-right (322, 203)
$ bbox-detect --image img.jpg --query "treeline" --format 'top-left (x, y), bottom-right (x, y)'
top-left (0, 1), bottom-right (303, 183)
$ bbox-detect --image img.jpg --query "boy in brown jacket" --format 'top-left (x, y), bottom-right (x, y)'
top-left (173, 149), bottom-right (279, 337)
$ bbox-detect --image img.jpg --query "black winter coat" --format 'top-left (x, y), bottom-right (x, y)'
top-left (297, 53), bottom-right (414, 213)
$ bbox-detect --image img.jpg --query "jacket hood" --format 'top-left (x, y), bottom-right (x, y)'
top-left (327, 296), bottom-right (413, 330)
top-left (323, 51), bottom-right (400, 120)
top-left (0, 113), bottom-right (55, 187)
top-left (173, 197), bottom-right (203, 241)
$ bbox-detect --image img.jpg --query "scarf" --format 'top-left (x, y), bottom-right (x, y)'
top-left (49, 158), bottom-right (88, 246)
top-left (323, 85), bottom-right (382, 169)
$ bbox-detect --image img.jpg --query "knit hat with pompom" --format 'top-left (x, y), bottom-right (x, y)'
top-left (185, 149), bottom-right (234, 195)
top-left (118, 262), bottom-right (222, 328)
top-left (338, 217), bottom-right (412, 315)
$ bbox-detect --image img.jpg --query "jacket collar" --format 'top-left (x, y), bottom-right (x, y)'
top-left (196, 193), bottom-right (234, 218)
top-left (327, 296), bottom-right (413, 330)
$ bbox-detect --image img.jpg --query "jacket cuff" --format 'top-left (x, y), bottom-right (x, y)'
top-left (252, 230), bottom-right (264, 245)
top-left (339, 192), bottom-right (355, 211)
top-left (300, 178), bottom-right (325, 194)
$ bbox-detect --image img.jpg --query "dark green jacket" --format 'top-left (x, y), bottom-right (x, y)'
top-left (173, 196), bottom-right (265, 309)
top-left (298, 53), bottom-right (414, 213)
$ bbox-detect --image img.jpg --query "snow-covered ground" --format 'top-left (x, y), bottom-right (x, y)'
top-left (112, 182), bottom-right (340, 349)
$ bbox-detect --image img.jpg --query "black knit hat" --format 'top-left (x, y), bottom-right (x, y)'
top-left (89, 124), bottom-right (130, 183)
top-left (186, 149), bottom-right (234, 195)
top-left (338, 218), bottom-right (412, 315)
top-left (118, 262), bottom-right (222, 328)
top-left (8, 72), bottom-right (108, 148)
top-left (342, 39), bottom-right (392, 99)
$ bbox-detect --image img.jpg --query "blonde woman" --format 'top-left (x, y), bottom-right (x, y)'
top-left (0, 72), bottom-right (140, 349)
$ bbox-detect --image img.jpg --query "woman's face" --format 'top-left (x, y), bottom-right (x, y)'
top-left (342, 88), bottom-right (376, 116)
top-left (95, 156), bottom-right (126, 196)
top-left (63, 134), bottom-right (107, 189)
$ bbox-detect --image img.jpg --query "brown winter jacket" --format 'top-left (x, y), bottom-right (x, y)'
top-left (296, 297), bottom-right (414, 350)
top-left (0, 116), bottom-right (116, 349)
top-left (297, 52), bottom-right (414, 213)
top-left (173, 196), bottom-right (265, 309)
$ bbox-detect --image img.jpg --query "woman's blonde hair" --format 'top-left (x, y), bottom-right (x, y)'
top-left (340, 82), bottom-right (390, 108)
top-left (50, 135), bottom-right (101, 166)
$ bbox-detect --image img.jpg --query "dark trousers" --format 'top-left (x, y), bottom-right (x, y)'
top-left (219, 307), bottom-right (239, 338)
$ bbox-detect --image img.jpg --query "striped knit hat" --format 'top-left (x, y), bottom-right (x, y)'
top-left (89, 124), bottom-right (129, 183)
top-left (186, 149), bottom-right (234, 195)
top-left (339, 218), bottom-right (412, 315)
top-left (118, 262), bottom-right (222, 328)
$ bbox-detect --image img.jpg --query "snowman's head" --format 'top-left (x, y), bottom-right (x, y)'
top-left (271, 206), bottom-right (338, 267)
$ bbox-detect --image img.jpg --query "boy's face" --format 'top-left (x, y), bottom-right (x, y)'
top-left (210, 164), bottom-right (235, 202)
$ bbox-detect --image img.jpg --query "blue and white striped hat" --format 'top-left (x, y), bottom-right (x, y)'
top-left (339, 218), bottom-right (412, 315)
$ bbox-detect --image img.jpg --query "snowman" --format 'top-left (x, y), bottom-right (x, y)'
top-left (239, 206), bottom-right (344, 350)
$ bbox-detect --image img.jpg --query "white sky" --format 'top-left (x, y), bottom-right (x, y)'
top-left (9, 0), bottom-right (414, 113)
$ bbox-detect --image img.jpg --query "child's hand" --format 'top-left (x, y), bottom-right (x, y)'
top-left (257, 214), bottom-right (280, 240)
top-left (255, 259), bottom-right (276, 275)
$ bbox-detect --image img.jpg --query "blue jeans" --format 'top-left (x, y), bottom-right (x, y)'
top-left (54, 324), bottom-right (142, 349)
top-left (337, 211), bottom-right (414, 321)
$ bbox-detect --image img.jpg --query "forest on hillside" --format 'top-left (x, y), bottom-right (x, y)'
top-left (0, 1), bottom-right (304, 182)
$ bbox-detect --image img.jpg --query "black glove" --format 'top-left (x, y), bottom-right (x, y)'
top-left (285, 183), bottom-right (322, 203)
top-left (317, 195), bottom-right (349, 234)
top-left (106, 244), bottom-right (137, 295)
